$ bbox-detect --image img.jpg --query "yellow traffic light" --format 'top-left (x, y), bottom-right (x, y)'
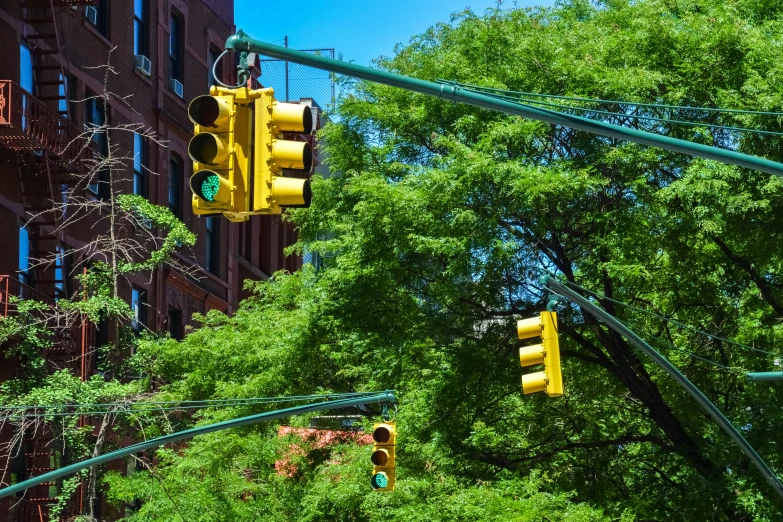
top-left (253, 90), bottom-right (313, 214)
top-left (370, 422), bottom-right (396, 491)
top-left (188, 86), bottom-right (250, 222)
top-left (517, 311), bottom-right (563, 397)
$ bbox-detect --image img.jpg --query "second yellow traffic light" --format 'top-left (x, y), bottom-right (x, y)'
top-left (370, 422), bottom-right (396, 491)
top-left (517, 311), bottom-right (563, 397)
top-left (253, 90), bottom-right (313, 214)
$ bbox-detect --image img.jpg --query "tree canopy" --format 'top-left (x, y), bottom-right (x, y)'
top-left (106, 0), bottom-right (783, 520)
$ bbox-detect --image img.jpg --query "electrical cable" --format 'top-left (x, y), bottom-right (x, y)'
top-left (211, 49), bottom-right (245, 90)
top-left (438, 80), bottom-right (783, 117)
top-left (559, 279), bottom-right (781, 358)
top-left (477, 90), bottom-right (783, 137)
top-left (0, 393), bottom-right (380, 420)
top-left (0, 392), bottom-right (375, 410)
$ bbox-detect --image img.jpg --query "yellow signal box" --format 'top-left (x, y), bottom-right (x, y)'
top-left (517, 311), bottom-right (563, 397)
top-left (188, 86), bottom-right (251, 222)
top-left (253, 89), bottom-right (313, 214)
top-left (370, 422), bottom-right (396, 491)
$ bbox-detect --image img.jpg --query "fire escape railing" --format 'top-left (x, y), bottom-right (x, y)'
top-left (0, 80), bottom-right (90, 166)
top-left (0, 274), bottom-right (55, 316)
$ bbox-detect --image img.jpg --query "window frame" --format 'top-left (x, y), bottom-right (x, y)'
top-left (169, 10), bottom-right (184, 83)
top-left (205, 216), bottom-right (219, 275)
top-left (18, 225), bottom-right (30, 286)
top-left (131, 287), bottom-right (146, 333)
top-left (95, 0), bottom-right (110, 39)
top-left (133, 0), bottom-right (148, 57)
top-left (207, 46), bottom-right (221, 89)
top-left (167, 308), bottom-right (183, 340)
top-left (133, 132), bottom-right (147, 196)
top-left (168, 155), bottom-right (182, 218)
top-left (85, 92), bottom-right (109, 198)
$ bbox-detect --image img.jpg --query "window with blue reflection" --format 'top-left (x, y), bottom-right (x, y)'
top-left (134, 133), bottom-right (146, 195)
top-left (18, 226), bottom-right (30, 285)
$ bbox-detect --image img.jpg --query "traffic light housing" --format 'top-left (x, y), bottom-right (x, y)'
top-left (517, 311), bottom-right (563, 397)
top-left (188, 86), bottom-right (251, 222)
top-left (253, 90), bottom-right (313, 214)
top-left (370, 422), bottom-right (396, 491)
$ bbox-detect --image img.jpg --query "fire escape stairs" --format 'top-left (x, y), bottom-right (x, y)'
top-left (16, 4), bottom-right (94, 518)
top-left (18, 0), bottom-right (76, 305)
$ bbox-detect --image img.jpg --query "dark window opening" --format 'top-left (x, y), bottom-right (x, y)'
top-left (169, 11), bottom-right (184, 82)
top-left (168, 308), bottom-right (183, 340)
top-left (85, 93), bottom-right (109, 198)
top-left (94, 0), bottom-right (110, 39)
top-left (168, 155), bottom-right (182, 218)
top-left (205, 216), bottom-right (219, 275)
top-left (208, 46), bottom-right (221, 89)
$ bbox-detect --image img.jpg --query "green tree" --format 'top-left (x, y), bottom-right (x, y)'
top-left (109, 0), bottom-right (783, 520)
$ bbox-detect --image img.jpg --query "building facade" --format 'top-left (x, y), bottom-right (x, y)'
top-left (0, 0), bottom-right (321, 518)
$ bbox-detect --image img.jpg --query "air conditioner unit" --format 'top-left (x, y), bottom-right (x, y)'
top-left (84, 5), bottom-right (98, 25)
top-left (169, 79), bottom-right (184, 98)
top-left (135, 55), bottom-right (151, 76)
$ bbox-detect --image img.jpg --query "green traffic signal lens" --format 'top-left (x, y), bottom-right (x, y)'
top-left (200, 173), bottom-right (220, 201)
top-left (370, 473), bottom-right (388, 489)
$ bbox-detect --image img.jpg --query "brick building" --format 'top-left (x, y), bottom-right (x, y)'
top-left (0, 0), bottom-right (323, 518)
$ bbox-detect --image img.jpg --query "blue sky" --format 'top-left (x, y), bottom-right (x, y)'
top-left (235, 0), bottom-right (557, 67)
top-left (234, 0), bottom-right (557, 105)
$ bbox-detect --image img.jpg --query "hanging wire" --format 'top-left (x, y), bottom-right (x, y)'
top-left (212, 49), bottom-right (246, 90)
top-left (477, 90), bottom-right (783, 137)
top-left (544, 279), bottom-right (750, 373)
top-left (437, 80), bottom-right (783, 117)
top-left (0, 392), bottom-right (381, 420)
top-left (618, 316), bottom-right (748, 374)
top-left (560, 279), bottom-right (780, 358)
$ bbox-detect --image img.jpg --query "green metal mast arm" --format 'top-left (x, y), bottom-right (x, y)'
top-left (540, 275), bottom-right (783, 501)
top-left (226, 31), bottom-right (783, 178)
top-left (0, 391), bottom-right (396, 500)
top-left (747, 372), bottom-right (783, 381)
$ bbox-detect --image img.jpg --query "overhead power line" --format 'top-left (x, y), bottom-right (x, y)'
top-left (438, 81), bottom-right (783, 117)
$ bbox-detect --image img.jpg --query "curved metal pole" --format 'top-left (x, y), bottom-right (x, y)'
top-left (541, 275), bottom-right (783, 501)
top-left (0, 391), bottom-right (397, 500)
top-left (226, 31), bottom-right (783, 178)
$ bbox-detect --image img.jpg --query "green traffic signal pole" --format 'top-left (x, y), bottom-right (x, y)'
top-left (747, 372), bottom-right (783, 381)
top-left (226, 30), bottom-right (783, 178)
top-left (540, 275), bottom-right (783, 502)
top-left (0, 391), bottom-right (396, 500)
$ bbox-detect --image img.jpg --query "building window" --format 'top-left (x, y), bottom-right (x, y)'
top-left (18, 226), bottom-right (30, 286)
top-left (133, 133), bottom-right (146, 196)
top-left (131, 287), bottom-right (145, 333)
top-left (19, 43), bottom-right (32, 92)
top-left (85, 93), bottom-right (109, 198)
top-left (169, 11), bottom-right (183, 82)
top-left (168, 308), bottom-right (183, 340)
top-left (205, 216), bottom-right (219, 275)
top-left (20, 44), bottom-right (32, 130)
top-left (54, 246), bottom-right (64, 298)
top-left (94, 0), bottom-right (110, 39)
top-left (168, 155), bottom-right (182, 217)
top-left (208, 46), bottom-right (220, 89)
top-left (133, 0), bottom-right (148, 56)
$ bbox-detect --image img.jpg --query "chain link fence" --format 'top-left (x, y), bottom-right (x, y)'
top-left (259, 48), bottom-right (335, 112)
